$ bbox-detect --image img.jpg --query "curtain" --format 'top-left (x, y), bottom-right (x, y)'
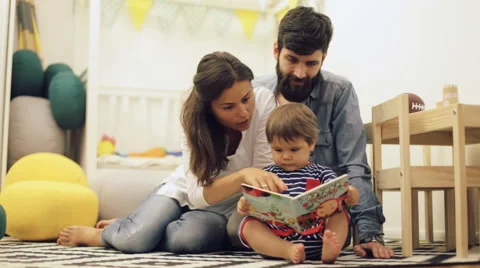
top-left (16, 0), bottom-right (42, 59)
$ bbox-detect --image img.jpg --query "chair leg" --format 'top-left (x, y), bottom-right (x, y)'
top-left (452, 104), bottom-right (468, 258)
top-left (399, 95), bottom-right (413, 257)
top-left (422, 146), bottom-right (434, 244)
top-left (352, 227), bottom-right (359, 246)
top-left (412, 190), bottom-right (420, 249)
top-left (444, 189), bottom-right (456, 250)
top-left (467, 188), bottom-right (477, 246)
top-left (424, 190), bottom-right (434, 243)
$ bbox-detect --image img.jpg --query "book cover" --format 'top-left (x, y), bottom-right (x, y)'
top-left (241, 174), bottom-right (349, 233)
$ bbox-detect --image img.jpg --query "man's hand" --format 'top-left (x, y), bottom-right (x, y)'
top-left (353, 241), bottom-right (394, 259)
top-left (237, 197), bottom-right (251, 216)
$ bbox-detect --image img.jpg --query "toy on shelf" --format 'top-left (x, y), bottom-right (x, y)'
top-left (439, 84), bottom-right (459, 107)
top-left (96, 134), bottom-right (182, 158)
top-left (129, 147), bottom-right (167, 158)
top-left (97, 134), bottom-right (116, 156)
top-left (406, 93), bottom-right (425, 113)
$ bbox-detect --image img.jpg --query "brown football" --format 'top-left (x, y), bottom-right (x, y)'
top-left (407, 93), bottom-right (425, 113)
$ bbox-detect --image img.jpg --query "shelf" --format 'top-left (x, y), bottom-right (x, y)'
top-left (376, 166), bottom-right (480, 190)
top-left (364, 104), bottom-right (480, 146)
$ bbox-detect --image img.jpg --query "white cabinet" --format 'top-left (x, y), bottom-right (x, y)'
top-left (0, 0), bottom-right (15, 188)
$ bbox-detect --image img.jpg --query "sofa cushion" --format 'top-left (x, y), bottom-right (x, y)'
top-left (43, 63), bottom-right (73, 98)
top-left (0, 181), bottom-right (98, 241)
top-left (8, 97), bottom-right (65, 170)
top-left (11, 50), bottom-right (44, 99)
top-left (49, 72), bottom-right (86, 130)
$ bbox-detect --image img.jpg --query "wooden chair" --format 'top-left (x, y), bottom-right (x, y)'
top-left (368, 94), bottom-right (480, 257)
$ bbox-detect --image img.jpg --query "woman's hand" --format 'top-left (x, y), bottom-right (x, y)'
top-left (345, 185), bottom-right (360, 206)
top-left (237, 197), bottom-right (251, 216)
top-left (241, 167), bottom-right (287, 193)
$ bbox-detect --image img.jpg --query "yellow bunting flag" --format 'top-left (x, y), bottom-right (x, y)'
top-left (235, 9), bottom-right (259, 40)
top-left (127, 0), bottom-right (153, 30)
top-left (288, 0), bottom-right (299, 9)
top-left (276, 7), bottom-right (288, 24)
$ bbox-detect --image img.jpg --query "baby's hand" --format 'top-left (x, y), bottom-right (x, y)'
top-left (237, 196), bottom-right (251, 216)
top-left (345, 186), bottom-right (360, 206)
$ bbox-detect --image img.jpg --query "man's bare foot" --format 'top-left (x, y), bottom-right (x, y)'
top-left (56, 226), bottom-right (104, 247)
top-left (286, 243), bottom-right (305, 264)
top-left (321, 230), bottom-right (342, 263)
top-left (96, 218), bottom-right (117, 229)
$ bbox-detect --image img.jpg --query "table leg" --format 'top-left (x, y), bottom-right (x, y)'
top-left (452, 105), bottom-right (468, 258)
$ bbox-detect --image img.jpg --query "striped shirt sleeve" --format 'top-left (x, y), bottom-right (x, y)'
top-left (313, 164), bottom-right (337, 183)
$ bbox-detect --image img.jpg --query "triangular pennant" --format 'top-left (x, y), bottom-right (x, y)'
top-left (288, 0), bottom-right (299, 9)
top-left (235, 9), bottom-right (259, 40)
top-left (127, 0), bottom-right (153, 30)
top-left (182, 4), bottom-right (208, 33)
top-left (79, 0), bottom-right (87, 10)
top-left (210, 8), bottom-right (233, 37)
top-left (276, 7), bottom-right (288, 25)
top-left (73, 0), bottom-right (89, 15)
top-left (101, 0), bottom-right (124, 28)
top-left (151, 0), bottom-right (179, 33)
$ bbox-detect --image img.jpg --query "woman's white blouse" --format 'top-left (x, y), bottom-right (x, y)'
top-left (156, 86), bottom-right (276, 217)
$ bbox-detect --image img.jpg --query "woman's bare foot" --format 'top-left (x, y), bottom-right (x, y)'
top-left (321, 230), bottom-right (342, 263)
top-left (286, 243), bottom-right (305, 264)
top-left (96, 218), bottom-right (117, 229)
top-left (56, 226), bottom-right (104, 247)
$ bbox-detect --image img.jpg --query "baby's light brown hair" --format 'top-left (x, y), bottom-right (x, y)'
top-left (266, 103), bottom-right (317, 145)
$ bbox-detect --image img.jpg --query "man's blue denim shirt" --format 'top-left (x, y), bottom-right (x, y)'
top-left (253, 70), bottom-right (385, 241)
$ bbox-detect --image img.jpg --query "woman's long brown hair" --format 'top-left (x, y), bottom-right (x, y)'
top-left (181, 52), bottom-right (254, 186)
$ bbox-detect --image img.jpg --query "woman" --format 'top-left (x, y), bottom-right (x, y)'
top-left (57, 51), bottom-right (286, 254)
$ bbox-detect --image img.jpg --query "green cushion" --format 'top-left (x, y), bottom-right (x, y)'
top-left (43, 63), bottom-right (73, 98)
top-left (49, 72), bottom-right (86, 129)
top-left (11, 50), bottom-right (44, 99)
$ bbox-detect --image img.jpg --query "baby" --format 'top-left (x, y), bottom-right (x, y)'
top-left (237, 103), bottom-right (359, 264)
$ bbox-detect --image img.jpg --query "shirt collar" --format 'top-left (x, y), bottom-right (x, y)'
top-left (309, 71), bottom-right (324, 100)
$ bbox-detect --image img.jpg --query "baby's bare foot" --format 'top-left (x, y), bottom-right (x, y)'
top-left (96, 218), bottom-right (117, 229)
top-left (287, 243), bottom-right (305, 264)
top-left (321, 230), bottom-right (341, 263)
top-left (56, 226), bottom-right (104, 247)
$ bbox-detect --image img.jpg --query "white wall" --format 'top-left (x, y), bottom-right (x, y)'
top-left (95, 4), bottom-right (277, 91)
top-left (323, 0), bottom-right (480, 240)
top-left (33, 0), bottom-right (279, 86)
top-left (33, 0), bottom-right (279, 151)
top-left (35, 0), bottom-right (76, 70)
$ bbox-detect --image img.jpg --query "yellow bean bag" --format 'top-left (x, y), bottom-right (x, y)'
top-left (0, 153), bottom-right (99, 241)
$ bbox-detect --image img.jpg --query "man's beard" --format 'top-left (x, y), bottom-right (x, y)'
top-left (275, 63), bottom-right (320, 103)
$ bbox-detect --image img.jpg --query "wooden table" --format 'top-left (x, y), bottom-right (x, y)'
top-left (364, 98), bottom-right (480, 258)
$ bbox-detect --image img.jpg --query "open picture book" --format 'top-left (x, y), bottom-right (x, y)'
top-left (241, 174), bottom-right (350, 233)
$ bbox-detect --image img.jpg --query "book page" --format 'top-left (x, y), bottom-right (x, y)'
top-left (241, 175), bottom-right (350, 233)
top-left (291, 175), bottom-right (350, 232)
top-left (241, 184), bottom-right (298, 229)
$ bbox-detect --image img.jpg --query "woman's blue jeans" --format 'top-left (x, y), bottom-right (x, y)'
top-left (101, 185), bottom-right (228, 254)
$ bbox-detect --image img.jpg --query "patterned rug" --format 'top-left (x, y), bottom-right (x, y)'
top-left (1, 237), bottom-right (480, 267)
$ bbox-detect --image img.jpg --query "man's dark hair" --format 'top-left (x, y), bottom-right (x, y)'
top-left (278, 6), bottom-right (333, 55)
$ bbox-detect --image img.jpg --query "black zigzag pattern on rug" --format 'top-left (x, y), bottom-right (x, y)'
top-left (0, 238), bottom-right (479, 267)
